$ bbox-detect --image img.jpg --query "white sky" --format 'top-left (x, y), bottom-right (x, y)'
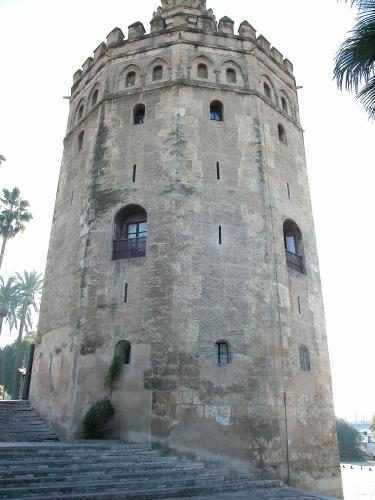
top-left (0, 0), bottom-right (373, 422)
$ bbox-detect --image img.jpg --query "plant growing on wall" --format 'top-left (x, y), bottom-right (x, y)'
top-left (104, 354), bottom-right (122, 394)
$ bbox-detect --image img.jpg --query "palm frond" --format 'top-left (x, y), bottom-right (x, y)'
top-left (334, 1), bottom-right (375, 119)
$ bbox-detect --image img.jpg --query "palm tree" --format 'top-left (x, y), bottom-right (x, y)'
top-left (334, 0), bottom-right (375, 120)
top-left (0, 188), bottom-right (33, 270)
top-left (11, 271), bottom-right (43, 398)
top-left (0, 276), bottom-right (17, 337)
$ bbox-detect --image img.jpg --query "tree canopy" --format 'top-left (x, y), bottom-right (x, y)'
top-left (336, 418), bottom-right (364, 460)
top-left (334, 0), bottom-right (375, 119)
top-left (0, 188), bottom-right (33, 269)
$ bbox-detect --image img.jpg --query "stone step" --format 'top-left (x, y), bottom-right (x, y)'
top-left (0, 466), bottom-right (217, 487)
top-left (0, 458), bottom-right (193, 477)
top-left (0, 446), bottom-right (157, 459)
top-left (0, 477), bottom-right (274, 499)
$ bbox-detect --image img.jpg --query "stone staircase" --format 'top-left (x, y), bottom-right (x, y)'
top-left (0, 400), bottom-right (337, 499)
top-left (0, 400), bottom-right (58, 442)
top-left (0, 442), bottom-right (285, 499)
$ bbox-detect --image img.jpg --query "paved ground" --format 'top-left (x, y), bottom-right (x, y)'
top-left (174, 487), bottom-right (338, 499)
top-left (341, 461), bottom-right (375, 500)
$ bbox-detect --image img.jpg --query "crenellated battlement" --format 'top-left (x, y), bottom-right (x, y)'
top-left (72, 1), bottom-right (294, 92)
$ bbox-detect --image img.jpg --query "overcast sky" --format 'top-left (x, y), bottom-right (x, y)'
top-left (0, 0), bottom-right (373, 422)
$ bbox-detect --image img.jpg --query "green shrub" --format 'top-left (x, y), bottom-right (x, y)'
top-left (336, 418), bottom-right (364, 460)
top-left (81, 399), bottom-right (114, 439)
top-left (104, 354), bottom-right (122, 392)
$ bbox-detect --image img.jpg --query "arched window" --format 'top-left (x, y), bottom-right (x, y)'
top-left (300, 345), bottom-right (311, 371)
top-left (78, 131), bottom-right (84, 151)
top-left (263, 82), bottom-right (272, 100)
top-left (113, 204), bottom-right (147, 260)
top-left (78, 104), bottom-right (84, 121)
top-left (226, 68), bottom-right (237, 83)
top-left (134, 104), bottom-right (145, 124)
top-left (126, 71), bottom-right (136, 87)
top-left (210, 101), bottom-right (223, 121)
top-left (281, 97), bottom-right (288, 113)
top-left (215, 341), bottom-right (231, 365)
top-left (283, 219), bottom-right (304, 273)
top-left (91, 89), bottom-right (98, 107)
top-left (152, 65), bottom-right (163, 81)
top-left (278, 124), bottom-right (287, 144)
top-left (115, 340), bottom-right (131, 365)
top-left (198, 63), bottom-right (208, 79)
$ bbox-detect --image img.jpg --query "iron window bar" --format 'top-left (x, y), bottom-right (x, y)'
top-left (285, 250), bottom-right (305, 274)
top-left (113, 235), bottom-right (147, 260)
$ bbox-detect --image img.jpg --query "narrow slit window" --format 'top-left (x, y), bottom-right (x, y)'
top-left (300, 345), bottom-right (311, 371)
top-left (216, 162), bottom-right (220, 180)
top-left (219, 226), bottom-right (222, 245)
top-left (287, 182), bottom-right (291, 199)
top-left (78, 131), bottom-right (84, 151)
top-left (132, 165), bottom-right (136, 183)
top-left (297, 296), bottom-right (301, 314)
top-left (124, 283), bottom-right (128, 303)
top-left (70, 191), bottom-right (74, 206)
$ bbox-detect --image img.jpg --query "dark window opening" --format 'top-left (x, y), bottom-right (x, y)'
top-left (226, 68), bottom-right (237, 83)
top-left (210, 101), bottom-right (223, 121)
top-left (281, 97), bottom-right (288, 113)
top-left (216, 161), bottom-right (220, 180)
top-left (263, 82), bottom-right (272, 100)
top-left (113, 204), bottom-right (147, 260)
top-left (198, 63), bottom-right (208, 79)
top-left (78, 131), bottom-right (84, 151)
top-left (78, 104), bottom-right (84, 120)
top-left (115, 340), bottom-right (131, 365)
top-left (278, 124), bottom-right (287, 144)
top-left (219, 226), bottom-right (222, 245)
top-left (91, 89), bottom-right (98, 106)
top-left (134, 104), bottom-right (145, 124)
top-left (152, 65), bottom-right (163, 81)
top-left (287, 182), bottom-right (291, 200)
top-left (300, 345), bottom-right (311, 371)
top-left (283, 219), bottom-right (304, 273)
top-left (298, 296), bottom-right (301, 314)
top-left (216, 341), bottom-right (231, 365)
top-left (126, 71), bottom-right (136, 87)
top-left (132, 165), bottom-right (136, 183)
top-left (124, 283), bottom-right (128, 303)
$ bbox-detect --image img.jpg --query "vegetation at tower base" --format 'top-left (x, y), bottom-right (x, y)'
top-left (0, 332), bottom-right (36, 398)
top-left (104, 354), bottom-right (122, 393)
top-left (0, 188), bottom-right (33, 270)
top-left (81, 399), bottom-right (115, 439)
top-left (0, 155), bottom-right (6, 166)
top-left (336, 418), bottom-right (365, 460)
top-left (334, 0), bottom-right (375, 120)
top-left (11, 271), bottom-right (42, 398)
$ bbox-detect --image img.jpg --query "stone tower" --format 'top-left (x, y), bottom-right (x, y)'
top-left (29, 1), bottom-right (342, 497)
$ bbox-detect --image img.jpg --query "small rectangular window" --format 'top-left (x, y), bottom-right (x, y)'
top-left (132, 165), bottom-right (136, 183)
top-left (124, 283), bottom-right (128, 303)
top-left (216, 162), bottom-right (220, 180)
top-left (219, 226), bottom-right (222, 245)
